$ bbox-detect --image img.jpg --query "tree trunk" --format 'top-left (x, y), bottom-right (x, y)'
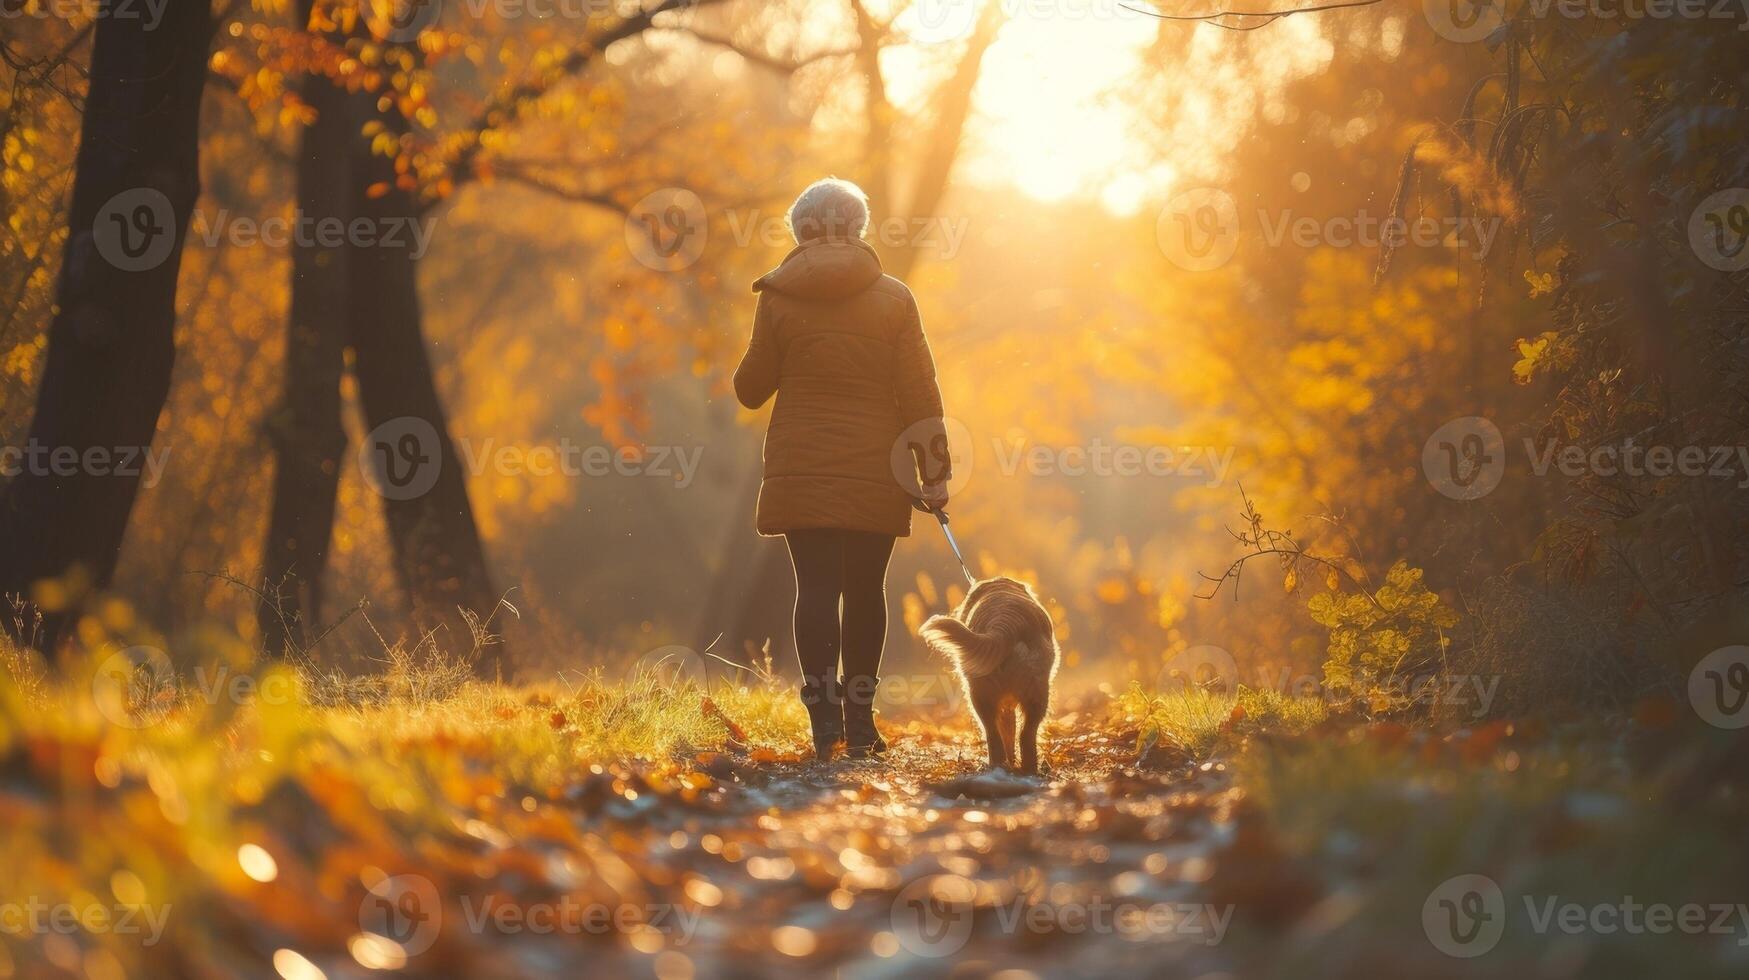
top-left (258, 28), bottom-right (357, 655)
top-left (347, 101), bottom-right (501, 673)
top-left (260, 4), bottom-right (499, 665)
top-left (0, 1), bottom-right (215, 648)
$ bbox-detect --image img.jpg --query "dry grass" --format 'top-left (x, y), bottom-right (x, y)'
top-left (0, 629), bottom-right (817, 977)
top-left (1116, 682), bottom-right (1328, 759)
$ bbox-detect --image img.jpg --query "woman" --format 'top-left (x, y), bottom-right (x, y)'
top-left (733, 177), bottom-right (951, 761)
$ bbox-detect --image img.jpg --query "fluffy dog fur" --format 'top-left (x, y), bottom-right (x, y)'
top-left (919, 577), bottom-right (1060, 774)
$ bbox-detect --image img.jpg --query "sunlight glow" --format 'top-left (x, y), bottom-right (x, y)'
top-left (237, 843), bottom-right (279, 883)
top-left (961, 6), bottom-right (1158, 208)
top-left (875, 4), bottom-right (1348, 213)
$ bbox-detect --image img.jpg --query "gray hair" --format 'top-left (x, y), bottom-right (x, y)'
top-left (786, 177), bottom-right (870, 242)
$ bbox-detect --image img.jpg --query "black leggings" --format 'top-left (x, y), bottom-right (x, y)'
top-left (784, 529), bottom-right (896, 682)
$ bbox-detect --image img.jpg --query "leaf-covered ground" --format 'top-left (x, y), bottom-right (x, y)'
top-left (3, 662), bottom-right (1748, 979)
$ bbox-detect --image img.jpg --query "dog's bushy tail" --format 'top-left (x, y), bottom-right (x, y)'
top-left (920, 615), bottom-right (1008, 678)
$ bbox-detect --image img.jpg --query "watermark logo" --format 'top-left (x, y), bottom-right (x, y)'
top-left (360, 874), bottom-right (443, 957)
top-left (89, 654), bottom-right (305, 730)
top-left (361, 422), bottom-right (705, 499)
top-left (902, 0), bottom-right (981, 43)
top-left (1158, 644), bottom-right (1239, 694)
top-left (1423, 873), bottom-right (1506, 957)
top-left (1689, 645), bottom-right (1749, 730)
top-left (189, 209), bottom-right (437, 260)
top-left (991, 436), bottom-right (1234, 485)
top-left (627, 645), bottom-right (708, 687)
top-left (1152, 655), bottom-right (1503, 718)
top-left (890, 878), bottom-right (1232, 955)
top-left (1429, 418), bottom-right (1749, 502)
top-left (725, 211), bottom-right (970, 260)
top-left (456, 439), bottom-right (702, 487)
top-left (1423, 0), bottom-right (1506, 42)
top-left (0, 897), bottom-right (172, 946)
top-left (457, 896), bottom-right (700, 939)
top-left (1526, 440), bottom-right (1749, 487)
top-left (891, 416), bottom-right (976, 500)
top-left (891, 876), bottom-right (976, 957)
top-left (626, 193), bottom-right (970, 272)
top-left (1432, 0), bottom-right (1749, 42)
top-left (626, 187), bottom-right (708, 272)
top-left (91, 645), bottom-right (177, 729)
top-left (1425, 875), bottom-right (1749, 956)
top-left (900, 0), bottom-right (1139, 43)
top-left (877, 671), bottom-right (966, 710)
top-left (1689, 188), bottom-right (1749, 273)
top-left (1, 441), bottom-right (171, 487)
top-left (96, 191), bottom-right (438, 269)
top-left (1159, 188), bottom-right (1500, 270)
top-left (1, 0), bottom-right (170, 31)
top-left (1423, 417), bottom-right (1507, 500)
top-left (1157, 187), bottom-right (1240, 272)
top-left (375, 0), bottom-right (444, 42)
top-left (94, 189), bottom-right (177, 272)
top-left (360, 417), bottom-right (442, 501)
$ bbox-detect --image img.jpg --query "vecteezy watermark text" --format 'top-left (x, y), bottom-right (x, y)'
top-left (0, 898), bottom-right (172, 946)
top-left (1423, 416), bottom-right (1749, 501)
top-left (1, 442), bottom-right (170, 488)
top-left (91, 646), bottom-right (305, 729)
top-left (189, 209), bottom-right (438, 261)
top-left (890, 417), bottom-right (1239, 498)
top-left (455, 438), bottom-right (702, 486)
top-left (900, 0), bottom-right (1136, 44)
top-left (1424, 0), bottom-right (1749, 45)
top-left (359, 417), bottom-right (704, 501)
top-left (1, 0), bottom-right (170, 29)
top-left (1157, 187), bottom-right (1502, 272)
top-left (1423, 874), bottom-right (1749, 958)
top-left (991, 436), bottom-right (1234, 486)
top-left (1160, 644), bottom-right (1503, 718)
top-left (92, 189), bottom-right (440, 272)
top-left (891, 876), bottom-right (1232, 958)
top-left (622, 187), bottom-right (972, 272)
top-left (457, 896), bottom-right (701, 940)
top-left (359, 873), bottom-right (701, 958)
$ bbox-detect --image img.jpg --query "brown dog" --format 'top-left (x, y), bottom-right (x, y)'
top-left (920, 577), bottom-right (1060, 774)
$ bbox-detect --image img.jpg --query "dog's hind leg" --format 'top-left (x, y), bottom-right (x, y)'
top-left (970, 687), bottom-right (1010, 770)
top-left (995, 699), bottom-right (1017, 771)
top-left (1016, 702), bottom-right (1046, 775)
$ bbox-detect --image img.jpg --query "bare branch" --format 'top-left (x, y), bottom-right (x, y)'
top-left (663, 27), bottom-right (857, 75)
top-left (1122, 0), bottom-right (1383, 31)
top-left (494, 162), bottom-right (631, 215)
top-left (1194, 485), bottom-right (1387, 612)
top-left (441, 0), bottom-right (729, 194)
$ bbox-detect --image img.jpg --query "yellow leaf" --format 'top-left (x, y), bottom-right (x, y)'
top-left (1524, 269), bottom-right (1556, 298)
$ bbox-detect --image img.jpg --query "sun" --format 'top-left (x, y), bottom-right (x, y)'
top-left (889, 3), bottom-right (1168, 214)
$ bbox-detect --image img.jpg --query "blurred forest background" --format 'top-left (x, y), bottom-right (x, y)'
top-left (2, 0), bottom-right (1746, 715)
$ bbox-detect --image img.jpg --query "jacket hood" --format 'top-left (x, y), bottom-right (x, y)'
top-left (753, 237), bottom-right (883, 300)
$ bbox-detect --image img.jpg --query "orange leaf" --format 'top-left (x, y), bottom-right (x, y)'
top-left (702, 697), bottom-right (748, 743)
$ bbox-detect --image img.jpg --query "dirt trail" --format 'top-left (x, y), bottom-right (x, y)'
top-left (522, 722), bottom-right (1244, 979)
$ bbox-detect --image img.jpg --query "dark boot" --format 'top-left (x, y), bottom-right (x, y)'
top-left (800, 676), bottom-right (843, 761)
top-left (841, 675), bottom-right (887, 757)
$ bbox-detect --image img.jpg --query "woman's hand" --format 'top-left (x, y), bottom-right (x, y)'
top-left (913, 482), bottom-right (950, 514)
